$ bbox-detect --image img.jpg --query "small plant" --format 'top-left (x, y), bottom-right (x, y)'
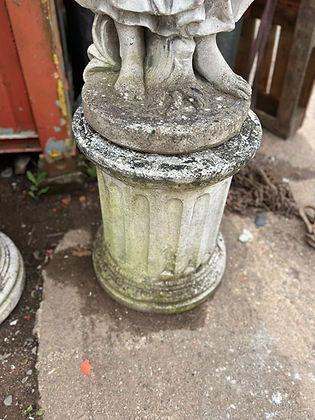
top-left (24, 405), bottom-right (33, 414)
top-left (24, 405), bottom-right (45, 418)
top-left (26, 171), bottom-right (49, 198)
top-left (36, 408), bottom-right (45, 416)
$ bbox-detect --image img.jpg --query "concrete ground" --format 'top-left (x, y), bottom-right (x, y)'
top-left (35, 93), bottom-right (315, 420)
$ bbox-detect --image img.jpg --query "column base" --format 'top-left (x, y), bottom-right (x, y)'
top-left (93, 226), bottom-right (226, 314)
top-left (0, 232), bottom-right (25, 324)
top-left (73, 107), bottom-right (262, 314)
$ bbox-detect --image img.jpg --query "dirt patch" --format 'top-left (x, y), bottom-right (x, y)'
top-left (0, 154), bottom-right (100, 419)
top-left (0, 150), bottom-right (312, 418)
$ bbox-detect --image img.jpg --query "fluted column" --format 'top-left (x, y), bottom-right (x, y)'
top-left (73, 107), bottom-right (262, 313)
top-left (93, 169), bottom-right (230, 311)
top-left (97, 168), bottom-right (231, 280)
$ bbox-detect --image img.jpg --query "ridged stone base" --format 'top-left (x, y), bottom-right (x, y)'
top-left (93, 226), bottom-right (226, 314)
top-left (0, 232), bottom-right (25, 324)
top-left (73, 107), bottom-right (262, 314)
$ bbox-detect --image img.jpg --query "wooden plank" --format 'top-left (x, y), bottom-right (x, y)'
top-left (250, 0), bottom-right (300, 26)
top-left (255, 109), bottom-right (288, 138)
top-left (269, 23), bottom-right (294, 102)
top-left (0, 1), bottom-right (36, 134)
top-left (239, 0), bottom-right (314, 138)
top-left (256, 25), bottom-right (278, 94)
top-left (234, 18), bottom-right (257, 78)
top-left (299, 48), bottom-right (315, 108)
top-left (277, 0), bottom-right (315, 134)
top-left (255, 92), bottom-right (278, 116)
top-left (5, 0), bottom-right (72, 156)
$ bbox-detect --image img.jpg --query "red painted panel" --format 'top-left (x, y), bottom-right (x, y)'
top-left (5, 0), bottom-right (72, 155)
top-left (0, 1), bottom-right (36, 133)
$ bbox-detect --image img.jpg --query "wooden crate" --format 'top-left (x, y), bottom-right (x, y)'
top-left (235, 0), bottom-right (315, 138)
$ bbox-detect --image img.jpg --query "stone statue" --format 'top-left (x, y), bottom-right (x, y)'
top-left (75, 0), bottom-right (255, 153)
top-left (72, 0), bottom-right (262, 313)
top-left (76, 0), bottom-right (253, 100)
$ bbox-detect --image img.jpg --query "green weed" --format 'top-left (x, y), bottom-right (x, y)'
top-left (26, 171), bottom-right (49, 198)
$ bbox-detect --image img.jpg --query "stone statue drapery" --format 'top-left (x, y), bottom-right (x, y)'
top-left (76, 0), bottom-right (253, 37)
top-left (76, 0), bottom-right (254, 101)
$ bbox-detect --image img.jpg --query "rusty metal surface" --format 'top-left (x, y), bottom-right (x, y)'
top-left (0, 1), bottom-right (36, 137)
top-left (1, 0), bottom-right (73, 155)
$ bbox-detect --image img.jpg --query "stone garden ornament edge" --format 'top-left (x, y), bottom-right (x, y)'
top-left (73, 107), bottom-right (261, 186)
top-left (0, 232), bottom-right (25, 324)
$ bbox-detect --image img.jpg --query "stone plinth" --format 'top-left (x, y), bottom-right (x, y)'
top-left (0, 232), bottom-right (25, 324)
top-left (73, 107), bottom-right (262, 313)
top-left (93, 173), bottom-right (229, 312)
top-left (82, 72), bottom-right (250, 154)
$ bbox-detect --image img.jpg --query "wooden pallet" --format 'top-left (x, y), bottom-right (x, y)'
top-left (235, 0), bottom-right (315, 138)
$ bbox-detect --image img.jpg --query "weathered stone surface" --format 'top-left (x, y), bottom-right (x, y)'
top-left (75, 0), bottom-right (254, 39)
top-left (82, 72), bottom-right (250, 153)
top-left (72, 107), bottom-right (262, 186)
top-left (75, 0), bottom-right (253, 145)
top-left (73, 108), bottom-right (262, 313)
top-left (93, 169), bottom-right (230, 312)
top-left (94, 228), bottom-right (226, 313)
top-left (0, 232), bottom-right (25, 324)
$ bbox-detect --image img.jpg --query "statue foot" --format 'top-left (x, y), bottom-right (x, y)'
top-left (197, 65), bottom-right (251, 101)
top-left (195, 36), bottom-right (252, 101)
top-left (215, 73), bottom-right (252, 101)
top-left (197, 66), bottom-right (251, 101)
top-left (115, 73), bottom-right (145, 101)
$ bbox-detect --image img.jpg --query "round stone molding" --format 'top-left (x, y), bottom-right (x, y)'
top-left (0, 232), bottom-right (25, 324)
top-left (73, 107), bottom-right (262, 186)
top-left (94, 227), bottom-right (226, 313)
top-left (82, 72), bottom-right (251, 154)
